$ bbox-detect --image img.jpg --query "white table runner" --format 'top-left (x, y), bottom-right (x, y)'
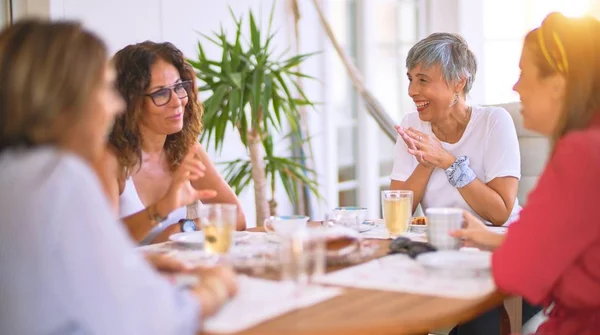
top-left (313, 254), bottom-right (496, 299)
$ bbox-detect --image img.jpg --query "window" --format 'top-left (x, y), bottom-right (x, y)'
top-left (326, 0), bottom-right (423, 217)
top-left (483, 0), bottom-right (598, 104)
top-left (328, 0), bottom-right (358, 206)
top-left (372, 0), bottom-right (422, 181)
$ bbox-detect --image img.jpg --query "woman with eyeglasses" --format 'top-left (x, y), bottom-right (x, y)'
top-left (453, 13), bottom-right (600, 334)
top-left (99, 41), bottom-right (246, 244)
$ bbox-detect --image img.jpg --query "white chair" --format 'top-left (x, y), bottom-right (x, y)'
top-left (495, 102), bottom-right (550, 205)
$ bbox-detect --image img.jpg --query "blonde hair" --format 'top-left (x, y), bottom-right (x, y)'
top-left (0, 20), bottom-right (108, 151)
top-left (524, 13), bottom-right (600, 149)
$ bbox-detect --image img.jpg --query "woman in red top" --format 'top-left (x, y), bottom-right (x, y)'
top-left (453, 13), bottom-right (600, 335)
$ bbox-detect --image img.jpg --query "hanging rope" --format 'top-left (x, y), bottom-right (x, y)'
top-left (310, 0), bottom-right (398, 141)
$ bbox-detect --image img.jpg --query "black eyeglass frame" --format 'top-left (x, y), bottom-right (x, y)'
top-left (144, 80), bottom-right (193, 107)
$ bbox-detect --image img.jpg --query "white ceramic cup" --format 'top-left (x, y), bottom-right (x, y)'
top-left (264, 215), bottom-right (309, 236)
top-left (426, 208), bottom-right (464, 250)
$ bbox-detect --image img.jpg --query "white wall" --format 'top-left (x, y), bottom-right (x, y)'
top-left (44, 0), bottom-right (330, 227)
top-left (425, 0), bottom-right (486, 104)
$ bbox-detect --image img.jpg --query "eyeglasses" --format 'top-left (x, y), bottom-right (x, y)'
top-left (145, 80), bottom-right (192, 107)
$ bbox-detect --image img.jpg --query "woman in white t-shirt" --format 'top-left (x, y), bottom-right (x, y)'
top-left (390, 33), bottom-right (522, 226)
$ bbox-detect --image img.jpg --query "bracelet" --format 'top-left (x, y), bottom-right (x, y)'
top-left (147, 204), bottom-right (167, 228)
top-left (445, 155), bottom-right (476, 188)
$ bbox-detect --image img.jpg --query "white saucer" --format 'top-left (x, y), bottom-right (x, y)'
top-left (416, 250), bottom-right (492, 277)
top-left (169, 231), bottom-right (251, 246)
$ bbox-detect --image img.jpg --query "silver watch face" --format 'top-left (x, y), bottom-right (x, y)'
top-left (181, 220), bottom-right (197, 232)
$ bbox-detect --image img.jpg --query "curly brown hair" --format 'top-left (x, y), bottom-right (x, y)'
top-left (109, 41), bottom-right (202, 175)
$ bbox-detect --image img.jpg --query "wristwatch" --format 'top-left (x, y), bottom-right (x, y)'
top-left (178, 219), bottom-right (198, 233)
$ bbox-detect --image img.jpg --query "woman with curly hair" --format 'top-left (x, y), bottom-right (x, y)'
top-left (100, 41), bottom-right (246, 244)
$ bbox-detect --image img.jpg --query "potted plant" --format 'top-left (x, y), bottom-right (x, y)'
top-left (189, 6), bottom-right (320, 226)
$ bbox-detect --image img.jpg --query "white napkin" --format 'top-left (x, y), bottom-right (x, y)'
top-left (204, 276), bottom-right (342, 333)
top-left (313, 254), bottom-right (495, 299)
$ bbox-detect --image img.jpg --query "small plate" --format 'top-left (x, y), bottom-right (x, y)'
top-left (416, 250), bottom-right (492, 273)
top-left (358, 220), bottom-right (377, 232)
top-left (169, 231), bottom-right (251, 246)
top-left (169, 231), bottom-right (205, 245)
top-left (409, 223), bottom-right (427, 234)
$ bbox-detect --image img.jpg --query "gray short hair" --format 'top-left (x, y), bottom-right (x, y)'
top-left (406, 33), bottom-right (477, 94)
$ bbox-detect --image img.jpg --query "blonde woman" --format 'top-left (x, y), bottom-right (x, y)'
top-left (0, 20), bottom-right (236, 334)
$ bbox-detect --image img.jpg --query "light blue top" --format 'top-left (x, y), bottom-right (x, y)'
top-left (0, 147), bottom-right (200, 334)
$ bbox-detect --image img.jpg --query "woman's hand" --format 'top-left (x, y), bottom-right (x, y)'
top-left (401, 127), bottom-right (456, 169)
top-left (156, 147), bottom-right (218, 215)
top-left (396, 126), bottom-right (433, 168)
top-left (450, 211), bottom-right (505, 251)
top-left (144, 253), bottom-right (190, 273)
top-left (189, 265), bottom-right (238, 317)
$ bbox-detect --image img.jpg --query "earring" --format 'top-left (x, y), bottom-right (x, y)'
top-left (449, 92), bottom-right (459, 107)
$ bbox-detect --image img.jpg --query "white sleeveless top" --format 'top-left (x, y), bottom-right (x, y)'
top-left (119, 177), bottom-right (187, 245)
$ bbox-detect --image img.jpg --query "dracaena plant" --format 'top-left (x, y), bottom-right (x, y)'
top-left (188, 5), bottom-right (320, 226)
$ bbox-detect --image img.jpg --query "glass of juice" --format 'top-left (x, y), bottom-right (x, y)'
top-left (198, 204), bottom-right (237, 254)
top-left (381, 190), bottom-right (413, 238)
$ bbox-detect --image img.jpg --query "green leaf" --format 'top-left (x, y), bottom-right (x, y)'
top-left (229, 72), bottom-right (242, 89)
top-left (228, 89), bottom-right (241, 125)
top-left (267, 0), bottom-right (276, 36)
top-left (249, 10), bottom-right (261, 54)
top-left (280, 52), bottom-right (320, 70)
top-left (282, 70), bottom-right (319, 81)
top-left (271, 90), bottom-right (282, 129)
top-left (273, 71), bottom-right (296, 114)
top-left (200, 32), bottom-right (223, 47)
top-left (204, 85), bottom-right (228, 121)
top-left (239, 111), bottom-right (249, 147)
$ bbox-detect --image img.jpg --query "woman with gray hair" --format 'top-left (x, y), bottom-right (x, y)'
top-left (390, 33), bottom-right (521, 227)
top-left (390, 33), bottom-right (540, 335)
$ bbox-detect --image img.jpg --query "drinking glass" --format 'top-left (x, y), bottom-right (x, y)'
top-left (198, 204), bottom-right (237, 254)
top-left (381, 190), bottom-right (413, 238)
top-left (279, 227), bottom-right (326, 285)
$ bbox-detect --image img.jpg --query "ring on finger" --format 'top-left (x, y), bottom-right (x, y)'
top-left (418, 135), bottom-right (422, 141)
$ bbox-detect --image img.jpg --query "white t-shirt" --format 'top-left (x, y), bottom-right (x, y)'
top-left (0, 147), bottom-right (200, 335)
top-left (390, 105), bottom-right (522, 225)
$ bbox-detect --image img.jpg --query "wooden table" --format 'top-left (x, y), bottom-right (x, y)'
top-left (202, 226), bottom-right (507, 335)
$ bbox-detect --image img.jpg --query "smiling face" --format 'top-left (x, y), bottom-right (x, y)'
top-left (407, 63), bottom-right (458, 122)
top-left (513, 44), bottom-right (565, 136)
top-left (140, 58), bottom-right (189, 136)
